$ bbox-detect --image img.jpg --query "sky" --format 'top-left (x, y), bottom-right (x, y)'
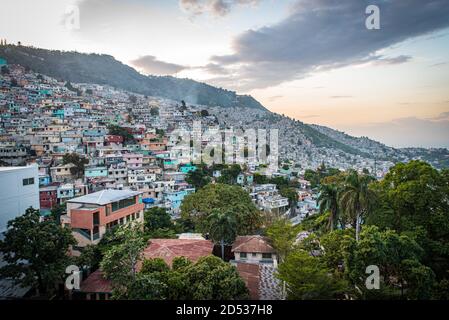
top-left (1, 0), bottom-right (448, 148)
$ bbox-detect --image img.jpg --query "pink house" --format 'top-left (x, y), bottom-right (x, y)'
top-left (124, 153), bottom-right (143, 169)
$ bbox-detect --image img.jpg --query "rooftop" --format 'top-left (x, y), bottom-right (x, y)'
top-left (79, 270), bottom-right (112, 294)
top-left (232, 235), bottom-right (276, 254)
top-left (141, 239), bottom-right (214, 267)
top-left (67, 189), bottom-right (142, 205)
top-left (0, 165), bottom-right (37, 172)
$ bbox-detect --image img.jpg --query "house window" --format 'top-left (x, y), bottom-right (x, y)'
top-left (22, 177), bottom-right (35, 186)
top-left (252, 253), bottom-right (257, 257)
top-left (262, 253), bottom-right (272, 259)
top-left (240, 252), bottom-right (247, 259)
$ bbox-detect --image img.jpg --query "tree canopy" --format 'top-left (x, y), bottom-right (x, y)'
top-left (181, 183), bottom-right (262, 234)
top-left (0, 208), bottom-right (76, 296)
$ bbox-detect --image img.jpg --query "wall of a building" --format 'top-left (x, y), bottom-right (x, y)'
top-left (0, 165), bottom-right (39, 235)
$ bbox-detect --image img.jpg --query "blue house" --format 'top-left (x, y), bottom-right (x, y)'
top-left (236, 173), bottom-right (245, 185)
top-left (39, 175), bottom-right (51, 186)
top-left (84, 166), bottom-right (108, 178)
top-left (165, 188), bottom-right (195, 210)
top-left (180, 163), bottom-right (197, 173)
top-left (0, 58), bottom-right (7, 66)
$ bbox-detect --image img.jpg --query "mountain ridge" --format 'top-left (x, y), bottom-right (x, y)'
top-left (0, 45), bottom-right (266, 110)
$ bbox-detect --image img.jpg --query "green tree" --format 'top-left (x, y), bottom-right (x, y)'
top-left (185, 167), bottom-right (211, 190)
top-left (141, 258), bottom-right (170, 274)
top-left (76, 244), bottom-right (102, 271)
top-left (217, 164), bottom-right (242, 185)
top-left (368, 161), bottom-right (449, 279)
top-left (183, 256), bottom-right (249, 300)
top-left (100, 223), bottom-right (147, 296)
top-left (280, 187), bottom-right (298, 209)
top-left (277, 248), bottom-right (348, 300)
top-left (266, 218), bottom-right (299, 263)
top-left (62, 153), bottom-right (89, 178)
top-left (50, 203), bottom-right (66, 224)
top-left (343, 225), bottom-right (435, 299)
top-left (144, 207), bottom-right (178, 239)
top-left (0, 208), bottom-right (76, 296)
top-left (318, 183), bottom-right (340, 231)
top-left (124, 273), bottom-right (167, 300)
top-left (253, 173), bottom-right (268, 184)
top-left (304, 169), bottom-right (320, 188)
top-left (339, 170), bottom-right (376, 241)
top-left (144, 207), bottom-right (172, 232)
top-left (181, 183), bottom-right (262, 235)
top-left (107, 125), bottom-right (134, 144)
top-left (207, 209), bottom-right (237, 259)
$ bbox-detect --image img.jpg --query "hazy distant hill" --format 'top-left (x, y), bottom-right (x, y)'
top-left (0, 45), bottom-right (265, 110)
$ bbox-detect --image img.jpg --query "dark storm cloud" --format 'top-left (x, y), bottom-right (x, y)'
top-left (130, 55), bottom-right (189, 75)
top-left (210, 0), bottom-right (449, 90)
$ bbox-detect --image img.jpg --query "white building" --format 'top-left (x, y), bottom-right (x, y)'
top-left (0, 165), bottom-right (40, 235)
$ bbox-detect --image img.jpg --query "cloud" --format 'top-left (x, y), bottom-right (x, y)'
top-left (199, 63), bottom-right (231, 75)
top-left (430, 62), bottom-right (447, 67)
top-left (329, 95), bottom-right (353, 99)
top-left (208, 0), bottom-right (449, 90)
top-left (370, 55), bottom-right (412, 66)
top-left (345, 113), bottom-right (449, 148)
top-left (179, 0), bottom-right (261, 17)
top-left (130, 55), bottom-right (189, 75)
top-left (427, 111), bottom-right (449, 121)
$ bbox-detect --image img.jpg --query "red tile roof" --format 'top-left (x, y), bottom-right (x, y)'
top-left (141, 239), bottom-right (214, 267)
top-left (231, 235), bottom-right (276, 254)
top-left (80, 270), bottom-right (112, 293)
top-left (235, 262), bottom-right (260, 300)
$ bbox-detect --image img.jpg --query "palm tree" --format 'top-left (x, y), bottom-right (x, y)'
top-left (318, 183), bottom-right (339, 231)
top-left (207, 209), bottom-right (237, 260)
top-left (339, 170), bottom-right (376, 241)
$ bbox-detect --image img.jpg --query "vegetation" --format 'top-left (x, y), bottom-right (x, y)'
top-left (62, 152), bottom-right (89, 178)
top-left (181, 183), bottom-right (262, 235)
top-left (144, 207), bottom-right (178, 239)
top-left (216, 164), bottom-right (242, 185)
top-left (185, 165), bottom-right (211, 190)
top-left (107, 124), bottom-right (135, 144)
top-left (112, 255), bottom-right (248, 300)
top-left (268, 160), bottom-right (449, 300)
top-left (0, 208), bottom-right (76, 296)
top-left (100, 223), bottom-right (147, 297)
top-left (207, 209), bottom-right (238, 259)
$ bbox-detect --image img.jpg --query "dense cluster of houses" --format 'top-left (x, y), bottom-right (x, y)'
top-left (0, 62), bottom-right (320, 299)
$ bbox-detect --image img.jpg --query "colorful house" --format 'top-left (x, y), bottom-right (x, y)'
top-left (85, 166), bottom-right (108, 179)
top-left (179, 163), bottom-right (197, 173)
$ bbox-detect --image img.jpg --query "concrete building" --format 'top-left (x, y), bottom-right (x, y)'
top-left (62, 189), bottom-right (144, 254)
top-left (0, 165), bottom-right (39, 235)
